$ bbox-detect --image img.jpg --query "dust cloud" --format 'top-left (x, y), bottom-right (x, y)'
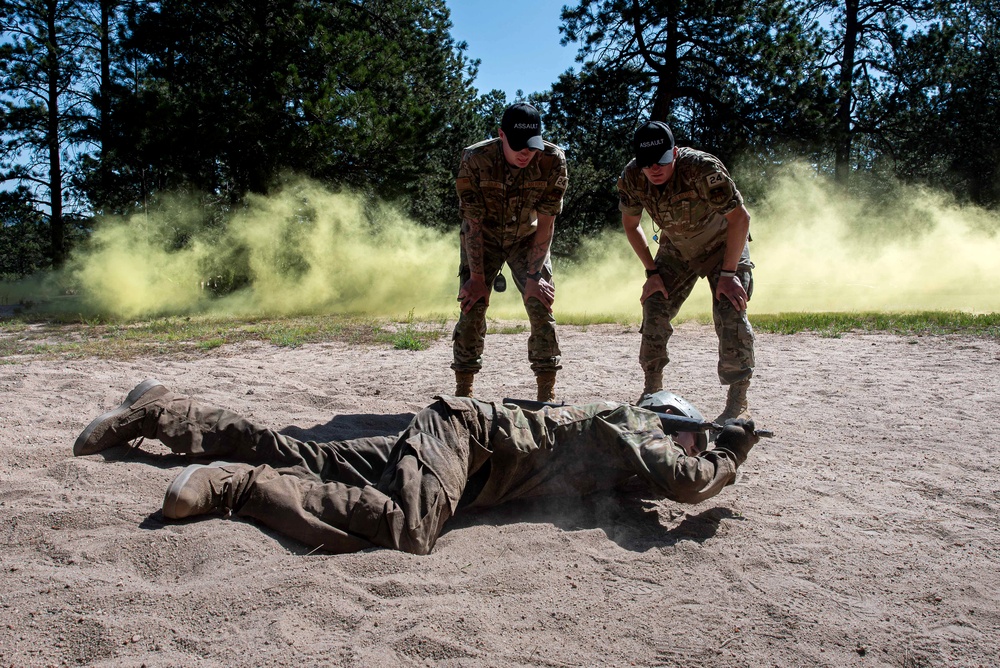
top-left (7, 170), bottom-right (999, 321)
top-left (52, 181), bottom-right (459, 319)
top-left (746, 165), bottom-right (999, 315)
top-left (527, 165), bottom-right (1000, 319)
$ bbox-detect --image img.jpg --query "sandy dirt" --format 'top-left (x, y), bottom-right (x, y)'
top-left (1, 322), bottom-right (998, 667)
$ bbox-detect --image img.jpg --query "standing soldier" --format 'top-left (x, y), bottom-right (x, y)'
top-left (453, 103), bottom-right (569, 402)
top-left (618, 121), bottom-right (756, 423)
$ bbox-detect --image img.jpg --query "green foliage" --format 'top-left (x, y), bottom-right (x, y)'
top-left (0, 313), bottom-right (436, 358)
top-left (559, 0), bottom-right (833, 163)
top-left (196, 337), bottom-right (225, 351)
top-left (873, 0), bottom-right (1000, 208)
top-left (380, 328), bottom-right (429, 350)
top-left (0, 188), bottom-right (48, 277)
top-left (801, 0), bottom-right (939, 185)
top-left (82, 0), bottom-right (485, 227)
top-left (2, 0), bottom-right (998, 279)
top-left (486, 321), bottom-right (527, 335)
top-left (0, 0), bottom-right (97, 266)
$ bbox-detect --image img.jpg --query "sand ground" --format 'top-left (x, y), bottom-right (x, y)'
top-left (1, 322), bottom-right (998, 667)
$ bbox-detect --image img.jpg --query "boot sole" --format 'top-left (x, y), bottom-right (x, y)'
top-left (162, 463), bottom-right (208, 519)
top-left (73, 379), bottom-right (165, 456)
top-left (162, 461), bottom-right (236, 520)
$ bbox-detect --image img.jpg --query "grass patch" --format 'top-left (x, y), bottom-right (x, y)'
top-left (558, 313), bottom-right (642, 327)
top-left (0, 310), bottom-right (995, 361)
top-left (373, 309), bottom-right (443, 351)
top-left (0, 313), bottom-right (445, 360)
top-left (751, 311), bottom-right (1000, 337)
top-left (196, 338), bottom-right (226, 351)
top-left (487, 321), bottom-right (528, 335)
top-left (378, 328), bottom-right (428, 351)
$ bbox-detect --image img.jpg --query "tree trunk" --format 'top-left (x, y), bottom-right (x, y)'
top-left (835, 0), bottom-right (859, 186)
top-left (99, 0), bottom-right (114, 197)
top-left (45, 0), bottom-right (65, 267)
top-left (639, 0), bottom-right (679, 122)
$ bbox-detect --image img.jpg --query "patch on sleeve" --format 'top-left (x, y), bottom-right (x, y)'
top-left (705, 171), bottom-right (735, 207)
top-left (708, 186), bottom-right (733, 207)
top-left (706, 173), bottom-right (727, 188)
top-left (555, 175), bottom-right (569, 189)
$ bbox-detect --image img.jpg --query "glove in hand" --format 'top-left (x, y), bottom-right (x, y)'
top-left (715, 418), bottom-right (760, 466)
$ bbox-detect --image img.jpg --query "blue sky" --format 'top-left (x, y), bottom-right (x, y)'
top-left (446, 1), bottom-right (582, 101)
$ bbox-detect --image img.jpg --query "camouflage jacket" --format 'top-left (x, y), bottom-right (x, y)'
top-left (618, 148), bottom-right (744, 274)
top-left (456, 138), bottom-right (568, 246)
top-left (424, 396), bottom-right (738, 510)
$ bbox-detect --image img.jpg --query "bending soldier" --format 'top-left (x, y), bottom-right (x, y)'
top-left (618, 121), bottom-right (757, 422)
top-left (74, 379), bottom-right (760, 555)
top-left (453, 103), bottom-right (569, 402)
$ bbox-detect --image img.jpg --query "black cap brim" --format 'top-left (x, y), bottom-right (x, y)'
top-left (653, 148), bottom-right (675, 165)
top-left (525, 135), bottom-right (544, 151)
top-left (508, 134), bottom-right (544, 152)
top-left (639, 148), bottom-right (675, 168)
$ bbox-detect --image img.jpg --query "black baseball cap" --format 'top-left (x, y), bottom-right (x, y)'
top-left (500, 103), bottom-right (544, 151)
top-left (633, 121), bottom-right (675, 168)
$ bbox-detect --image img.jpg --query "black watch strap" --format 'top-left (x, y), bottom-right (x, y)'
top-left (645, 268), bottom-right (659, 279)
top-left (527, 271), bottom-right (542, 281)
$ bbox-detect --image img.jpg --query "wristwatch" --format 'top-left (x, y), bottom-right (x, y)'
top-left (645, 268), bottom-right (659, 279)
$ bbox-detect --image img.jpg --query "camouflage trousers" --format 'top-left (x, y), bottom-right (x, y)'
top-left (452, 232), bottom-right (562, 375)
top-left (146, 390), bottom-right (495, 555)
top-left (641, 247), bottom-right (756, 385)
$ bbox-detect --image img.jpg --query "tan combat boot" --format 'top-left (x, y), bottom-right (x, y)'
top-left (536, 370), bottom-right (557, 403)
top-left (162, 462), bottom-right (256, 520)
top-left (455, 372), bottom-right (475, 398)
top-left (714, 380), bottom-right (750, 424)
top-left (640, 371), bottom-right (663, 399)
top-left (74, 379), bottom-right (171, 456)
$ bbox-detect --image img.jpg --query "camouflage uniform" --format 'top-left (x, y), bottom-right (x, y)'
top-left (453, 138), bottom-right (569, 374)
top-left (139, 390), bottom-right (741, 555)
top-left (618, 148), bottom-right (755, 386)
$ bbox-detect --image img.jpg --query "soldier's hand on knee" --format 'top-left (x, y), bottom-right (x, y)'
top-left (716, 276), bottom-right (748, 312)
top-left (524, 275), bottom-right (555, 311)
top-left (715, 418), bottom-right (759, 466)
top-left (459, 277), bottom-right (490, 313)
top-left (640, 274), bottom-right (669, 304)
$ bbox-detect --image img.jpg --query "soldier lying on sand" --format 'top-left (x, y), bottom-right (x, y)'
top-left (74, 380), bottom-right (760, 555)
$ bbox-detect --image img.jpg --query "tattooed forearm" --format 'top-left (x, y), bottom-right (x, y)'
top-left (527, 238), bottom-right (549, 274)
top-left (528, 214), bottom-right (556, 275)
top-left (464, 218), bottom-right (486, 277)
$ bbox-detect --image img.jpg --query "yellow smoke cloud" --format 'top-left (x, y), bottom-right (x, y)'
top-left (8, 170), bottom-right (999, 320)
top-left (555, 164), bottom-right (1000, 318)
top-left (749, 166), bottom-right (999, 314)
top-left (67, 197), bottom-right (205, 318)
top-left (57, 181), bottom-right (459, 319)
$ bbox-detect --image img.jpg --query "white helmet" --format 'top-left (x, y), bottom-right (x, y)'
top-left (636, 390), bottom-right (709, 455)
